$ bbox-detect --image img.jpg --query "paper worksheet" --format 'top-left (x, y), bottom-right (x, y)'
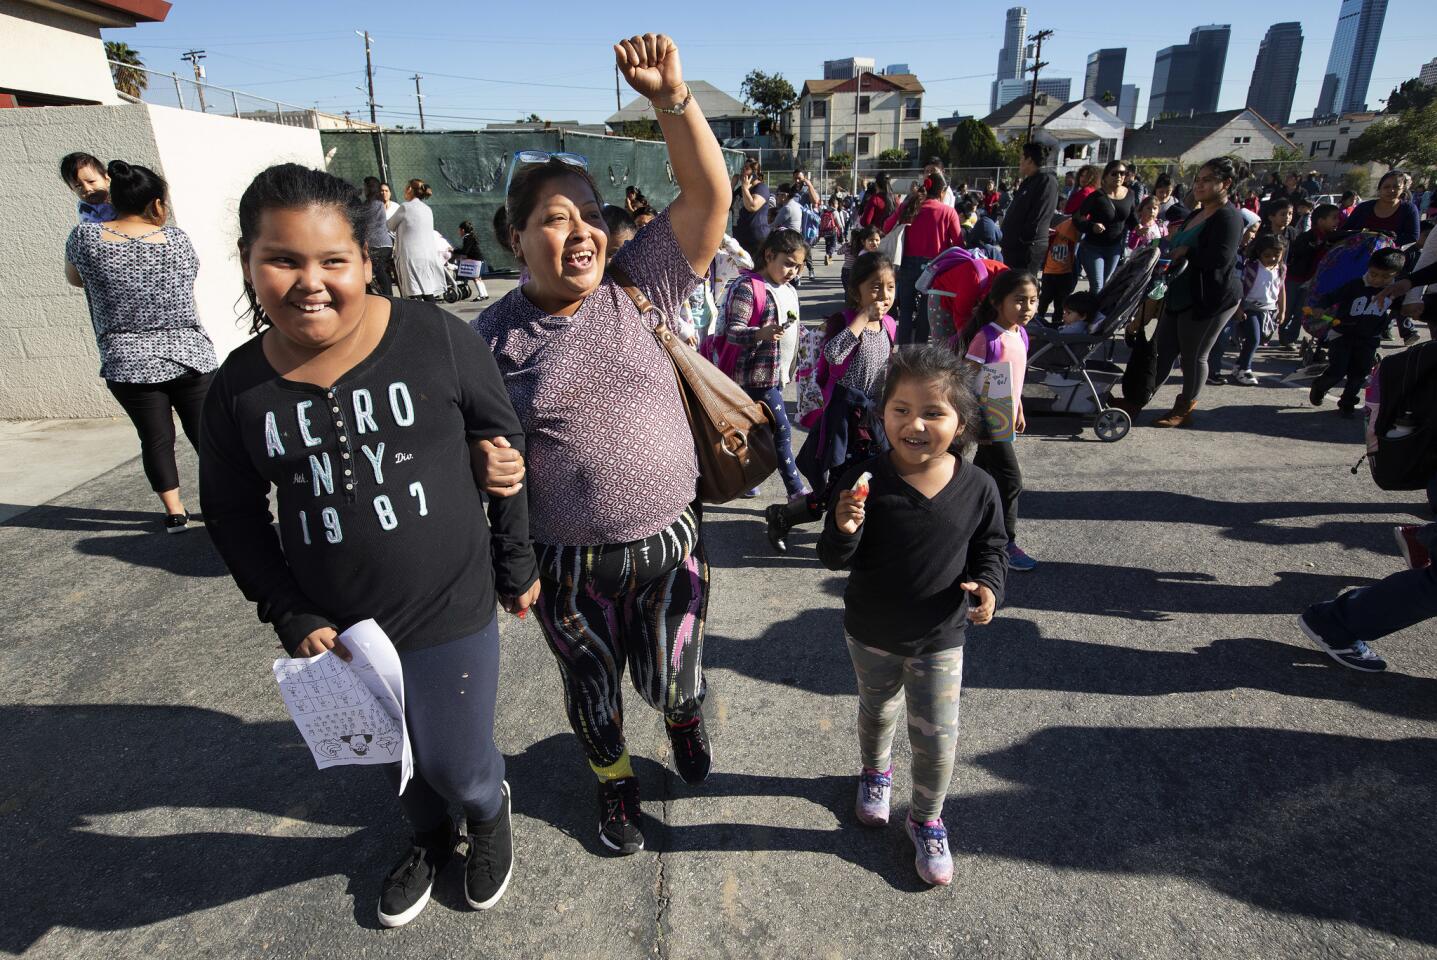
top-left (272, 619), bottom-right (413, 794)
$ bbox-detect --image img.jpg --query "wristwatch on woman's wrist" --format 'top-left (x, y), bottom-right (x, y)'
top-left (651, 84), bottom-right (691, 115)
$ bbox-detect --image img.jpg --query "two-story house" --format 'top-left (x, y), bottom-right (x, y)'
top-left (793, 72), bottom-right (925, 165)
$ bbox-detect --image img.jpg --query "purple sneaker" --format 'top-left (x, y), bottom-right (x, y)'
top-left (854, 767), bottom-right (892, 826)
top-left (905, 816), bottom-right (954, 886)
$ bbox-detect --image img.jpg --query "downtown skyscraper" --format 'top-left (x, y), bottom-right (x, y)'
top-left (1246, 22), bottom-right (1304, 126)
top-left (1148, 25), bottom-right (1231, 121)
top-left (1315, 0), bottom-right (1388, 117)
top-left (990, 7), bottom-right (1028, 113)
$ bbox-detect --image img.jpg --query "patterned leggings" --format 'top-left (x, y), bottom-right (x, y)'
top-left (747, 385), bottom-right (805, 497)
top-left (846, 635), bottom-right (964, 822)
top-left (534, 505), bottom-right (709, 768)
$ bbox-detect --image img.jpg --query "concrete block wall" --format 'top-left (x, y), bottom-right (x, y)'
top-left (0, 104), bottom-right (162, 419)
top-left (0, 103), bottom-right (324, 419)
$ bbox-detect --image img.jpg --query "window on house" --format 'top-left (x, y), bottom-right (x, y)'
top-left (810, 99), bottom-right (827, 119)
top-left (1231, 135), bottom-right (1251, 144)
top-left (857, 134), bottom-right (871, 155)
top-left (903, 138), bottom-right (919, 155)
top-left (859, 95), bottom-right (871, 115)
top-left (904, 97), bottom-right (921, 120)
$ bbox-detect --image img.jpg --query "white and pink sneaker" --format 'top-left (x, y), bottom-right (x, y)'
top-left (905, 816), bottom-right (954, 886)
top-left (854, 767), bottom-right (892, 826)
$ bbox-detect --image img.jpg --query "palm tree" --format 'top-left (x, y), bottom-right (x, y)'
top-left (105, 41), bottom-right (148, 99)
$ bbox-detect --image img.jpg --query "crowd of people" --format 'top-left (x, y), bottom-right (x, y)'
top-left (49, 29), bottom-right (1437, 931)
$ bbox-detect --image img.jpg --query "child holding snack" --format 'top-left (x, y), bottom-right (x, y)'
top-left (818, 344), bottom-right (1008, 886)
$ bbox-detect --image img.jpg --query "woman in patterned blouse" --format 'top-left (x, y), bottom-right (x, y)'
top-left (64, 160), bottom-right (218, 533)
top-left (471, 33), bottom-right (730, 857)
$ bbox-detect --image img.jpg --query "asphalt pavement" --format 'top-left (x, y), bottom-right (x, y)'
top-left (2, 259), bottom-right (1434, 960)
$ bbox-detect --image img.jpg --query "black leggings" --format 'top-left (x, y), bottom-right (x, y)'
top-left (1038, 272), bottom-right (1077, 325)
top-left (974, 441), bottom-right (1023, 543)
top-left (106, 371), bottom-right (214, 492)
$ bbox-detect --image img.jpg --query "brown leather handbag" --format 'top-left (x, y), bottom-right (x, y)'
top-left (610, 265), bottom-right (779, 503)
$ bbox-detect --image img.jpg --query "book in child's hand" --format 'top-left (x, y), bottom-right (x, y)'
top-left (978, 361), bottom-right (1016, 443)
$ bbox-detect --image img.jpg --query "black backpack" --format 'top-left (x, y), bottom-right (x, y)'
top-left (1358, 341), bottom-right (1437, 491)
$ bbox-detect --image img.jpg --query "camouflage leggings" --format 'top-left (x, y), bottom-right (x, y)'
top-left (845, 635), bottom-right (964, 822)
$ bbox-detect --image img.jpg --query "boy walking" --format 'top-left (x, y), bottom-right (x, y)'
top-left (1310, 248), bottom-right (1407, 417)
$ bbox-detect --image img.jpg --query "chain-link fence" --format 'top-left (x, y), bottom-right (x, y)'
top-left (321, 128), bottom-right (748, 271)
top-left (109, 61), bottom-right (321, 129)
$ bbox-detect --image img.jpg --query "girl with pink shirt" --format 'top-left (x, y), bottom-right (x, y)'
top-left (962, 271), bottom-right (1040, 571)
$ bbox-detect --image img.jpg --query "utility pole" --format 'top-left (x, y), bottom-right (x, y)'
top-left (180, 49), bottom-right (207, 112)
top-left (409, 73), bottom-right (425, 130)
top-left (615, 64), bottom-right (622, 113)
top-left (1024, 29), bottom-right (1054, 143)
top-left (356, 30), bottom-right (388, 183)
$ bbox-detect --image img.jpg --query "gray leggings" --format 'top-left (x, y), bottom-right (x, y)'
top-left (1151, 303), bottom-right (1240, 402)
top-left (846, 635), bottom-right (964, 822)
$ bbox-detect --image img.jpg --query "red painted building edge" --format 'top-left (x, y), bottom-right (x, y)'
top-left (0, 94), bottom-right (19, 108)
top-left (89, 0), bottom-right (172, 23)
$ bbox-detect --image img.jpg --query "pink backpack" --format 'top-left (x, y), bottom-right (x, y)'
top-left (700, 271), bottom-right (768, 378)
top-left (797, 309), bottom-right (898, 429)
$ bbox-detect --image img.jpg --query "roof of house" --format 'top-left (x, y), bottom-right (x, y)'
top-left (980, 94), bottom-right (1064, 129)
top-left (1045, 99), bottom-right (1125, 129)
top-left (801, 73), bottom-right (925, 97)
top-left (1123, 108), bottom-right (1292, 158)
top-left (607, 80), bottom-right (753, 125)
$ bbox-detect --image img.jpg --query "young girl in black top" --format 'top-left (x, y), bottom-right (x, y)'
top-left (199, 164), bottom-right (537, 928)
top-left (818, 345), bottom-right (1008, 887)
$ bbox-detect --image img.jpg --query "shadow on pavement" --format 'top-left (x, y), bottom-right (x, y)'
top-left (0, 505), bottom-right (230, 578)
top-left (0, 704), bottom-right (388, 953)
top-left (965, 622), bottom-right (1437, 721)
top-left (1008, 561), bottom-right (1375, 621)
top-left (956, 724), bottom-right (1437, 945)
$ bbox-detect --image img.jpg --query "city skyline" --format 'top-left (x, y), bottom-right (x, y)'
top-left (101, 0), bottom-right (1430, 132)
top-left (1315, 0), bottom-right (1389, 116)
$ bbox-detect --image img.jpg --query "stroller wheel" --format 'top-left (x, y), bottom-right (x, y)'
top-left (1094, 407), bottom-right (1132, 442)
top-left (443, 287), bottom-right (460, 303)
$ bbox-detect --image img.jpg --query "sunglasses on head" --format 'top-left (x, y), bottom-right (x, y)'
top-left (503, 150), bottom-right (590, 196)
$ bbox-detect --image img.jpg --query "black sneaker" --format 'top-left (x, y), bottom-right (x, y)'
top-left (1205, 374), bottom-right (1225, 386)
top-left (597, 777), bottom-right (644, 855)
top-left (377, 827), bottom-right (453, 928)
top-left (1297, 610), bottom-right (1387, 672)
top-left (765, 504), bottom-right (791, 554)
top-left (465, 780), bottom-right (513, 910)
top-left (1309, 383), bottom-right (1326, 407)
top-left (165, 511), bottom-right (190, 534)
top-left (667, 712), bottom-right (712, 785)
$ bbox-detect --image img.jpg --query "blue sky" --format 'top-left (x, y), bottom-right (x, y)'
top-left (105, 0), bottom-right (1433, 128)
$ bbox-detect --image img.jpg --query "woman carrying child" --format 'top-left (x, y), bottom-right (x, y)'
top-left (818, 344), bottom-right (1008, 886)
top-left (723, 228), bottom-right (810, 503)
top-left (962, 271), bottom-right (1041, 572)
top-left (200, 164), bottom-right (538, 927)
top-left (771, 252), bottom-right (898, 552)
top-left (471, 34), bottom-right (730, 856)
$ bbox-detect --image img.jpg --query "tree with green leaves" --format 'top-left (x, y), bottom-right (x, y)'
top-left (616, 119), bottom-right (662, 141)
top-left (1270, 145), bottom-right (1306, 176)
top-left (105, 41), bottom-right (147, 99)
top-left (1383, 79), bottom-right (1437, 114)
top-left (919, 123), bottom-right (949, 167)
top-left (740, 70), bottom-right (798, 145)
top-left (948, 118), bottom-right (1004, 167)
top-left (1345, 104), bottom-right (1437, 168)
top-left (877, 147), bottom-right (909, 169)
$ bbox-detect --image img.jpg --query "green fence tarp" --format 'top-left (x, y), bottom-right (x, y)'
top-left (321, 129), bottom-right (746, 271)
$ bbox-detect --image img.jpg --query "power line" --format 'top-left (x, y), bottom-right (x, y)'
top-left (180, 49), bottom-right (207, 112)
top-left (409, 74), bottom-right (425, 130)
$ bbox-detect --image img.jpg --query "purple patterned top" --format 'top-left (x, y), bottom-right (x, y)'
top-left (474, 209), bottom-right (703, 546)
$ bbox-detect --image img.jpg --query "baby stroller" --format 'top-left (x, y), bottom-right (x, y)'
top-left (442, 259), bottom-right (488, 303)
top-left (1024, 246), bottom-right (1163, 442)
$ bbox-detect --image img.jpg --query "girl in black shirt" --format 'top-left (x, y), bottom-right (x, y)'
top-left (200, 164), bottom-right (536, 928)
top-left (818, 345), bottom-right (1008, 887)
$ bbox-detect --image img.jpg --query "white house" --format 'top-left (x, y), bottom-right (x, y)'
top-left (1123, 108), bottom-right (1295, 166)
top-left (793, 72), bottom-right (926, 165)
top-left (1281, 111), bottom-right (1386, 180)
top-left (1034, 98), bottom-right (1127, 177)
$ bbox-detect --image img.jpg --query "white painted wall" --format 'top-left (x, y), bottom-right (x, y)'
top-left (1183, 113), bottom-right (1293, 166)
top-left (145, 104), bottom-right (323, 362)
top-left (798, 87), bottom-right (924, 162)
top-left (0, 6), bottom-right (120, 105)
top-left (0, 102), bottom-right (323, 419)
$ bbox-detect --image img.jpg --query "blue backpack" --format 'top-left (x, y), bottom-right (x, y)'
top-left (801, 203), bottom-right (821, 244)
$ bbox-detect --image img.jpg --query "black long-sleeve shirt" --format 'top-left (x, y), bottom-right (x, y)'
top-left (1075, 188), bottom-right (1138, 243)
top-left (200, 299), bottom-right (536, 654)
top-left (1000, 171), bottom-right (1059, 269)
top-left (817, 454), bottom-right (1008, 655)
